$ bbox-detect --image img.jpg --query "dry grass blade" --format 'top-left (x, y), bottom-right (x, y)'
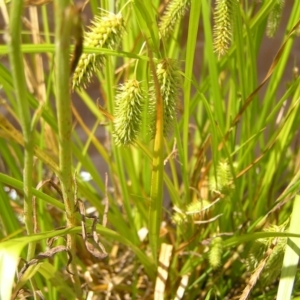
top-left (174, 275), bottom-right (189, 300)
top-left (154, 243), bottom-right (173, 300)
top-left (240, 237), bottom-right (280, 300)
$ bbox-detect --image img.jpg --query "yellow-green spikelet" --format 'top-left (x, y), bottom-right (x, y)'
top-left (261, 238), bottom-right (286, 284)
top-left (72, 12), bottom-right (124, 89)
top-left (213, 0), bottom-right (235, 58)
top-left (149, 59), bottom-right (180, 138)
top-left (247, 223), bottom-right (288, 285)
top-left (209, 237), bottom-right (223, 270)
top-left (210, 160), bottom-right (234, 195)
top-left (172, 210), bottom-right (187, 225)
top-left (113, 80), bottom-right (144, 146)
top-left (266, 0), bottom-right (285, 38)
top-left (159, 0), bottom-right (191, 39)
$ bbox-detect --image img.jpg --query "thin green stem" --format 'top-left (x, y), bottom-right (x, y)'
top-left (182, 0), bottom-right (201, 203)
top-left (53, 1), bottom-right (81, 297)
top-left (8, 0), bottom-right (35, 261)
top-left (148, 49), bottom-right (164, 264)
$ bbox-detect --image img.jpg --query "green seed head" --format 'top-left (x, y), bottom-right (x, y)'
top-left (261, 238), bottom-right (286, 285)
top-left (159, 0), bottom-right (191, 39)
top-left (149, 58), bottom-right (180, 138)
top-left (113, 79), bottom-right (144, 146)
top-left (247, 223), bottom-right (288, 285)
top-left (213, 0), bottom-right (235, 58)
top-left (209, 237), bottom-right (223, 270)
top-left (172, 210), bottom-right (188, 225)
top-left (186, 200), bottom-right (211, 216)
top-left (266, 0), bottom-right (285, 38)
top-left (72, 12), bottom-right (125, 89)
top-left (210, 160), bottom-right (234, 195)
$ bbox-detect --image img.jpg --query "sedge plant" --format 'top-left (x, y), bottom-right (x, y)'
top-left (1, 0), bottom-right (300, 299)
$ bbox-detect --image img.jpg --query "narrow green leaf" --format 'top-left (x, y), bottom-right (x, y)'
top-left (0, 241), bottom-right (26, 300)
top-left (277, 195), bottom-right (300, 299)
top-left (132, 0), bottom-right (160, 53)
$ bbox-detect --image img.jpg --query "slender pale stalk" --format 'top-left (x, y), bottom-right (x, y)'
top-left (8, 0), bottom-right (35, 261)
top-left (182, 0), bottom-right (201, 204)
top-left (148, 50), bottom-right (164, 264)
top-left (53, 1), bottom-right (81, 297)
top-left (277, 194), bottom-right (300, 299)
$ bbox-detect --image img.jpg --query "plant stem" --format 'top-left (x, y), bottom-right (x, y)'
top-left (8, 0), bottom-right (35, 261)
top-left (53, 1), bottom-right (81, 297)
top-left (182, 0), bottom-right (201, 203)
top-left (148, 49), bottom-right (164, 264)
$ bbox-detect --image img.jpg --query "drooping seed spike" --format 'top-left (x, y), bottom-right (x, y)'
top-left (72, 11), bottom-right (125, 90)
top-left (149, 58), bottom-right (180, 138)
top-left (213, 0), bottom-right (235, 58)
top-left (266, 0), bottom-right (285, 38)
top-left (159, 0), bottom-right (191, 39)
top-left (246, 222), bottom-right (288, 285)
top-left (210, 160), bottom-right (234, 195)
top-left (208, 237), bottom-right (223, 270)
top-left (113, 79), bottom-right (144, 146)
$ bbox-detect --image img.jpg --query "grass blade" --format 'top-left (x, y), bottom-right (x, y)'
top-left (277, 194), bottom-right (300, 299)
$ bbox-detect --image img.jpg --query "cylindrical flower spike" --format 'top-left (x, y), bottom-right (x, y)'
top-left (213, 0), bottom-right (235, 58)
top-left (209, 237), bottom-right (223, 270)
top-left (159, 0), bottom-right (191, 39)
top-left (247, 223), bottom-right (288, 285)
top-left (210, 160), bottom-right (234, 195)
top-left (267, 0), bottom-right (285, 38)
top-left (72, 12), bottom-right (125, 89)
top-left (113, 79), bottom-right (144, 146)
top-left (149, 58), bottom-right (180, 138)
